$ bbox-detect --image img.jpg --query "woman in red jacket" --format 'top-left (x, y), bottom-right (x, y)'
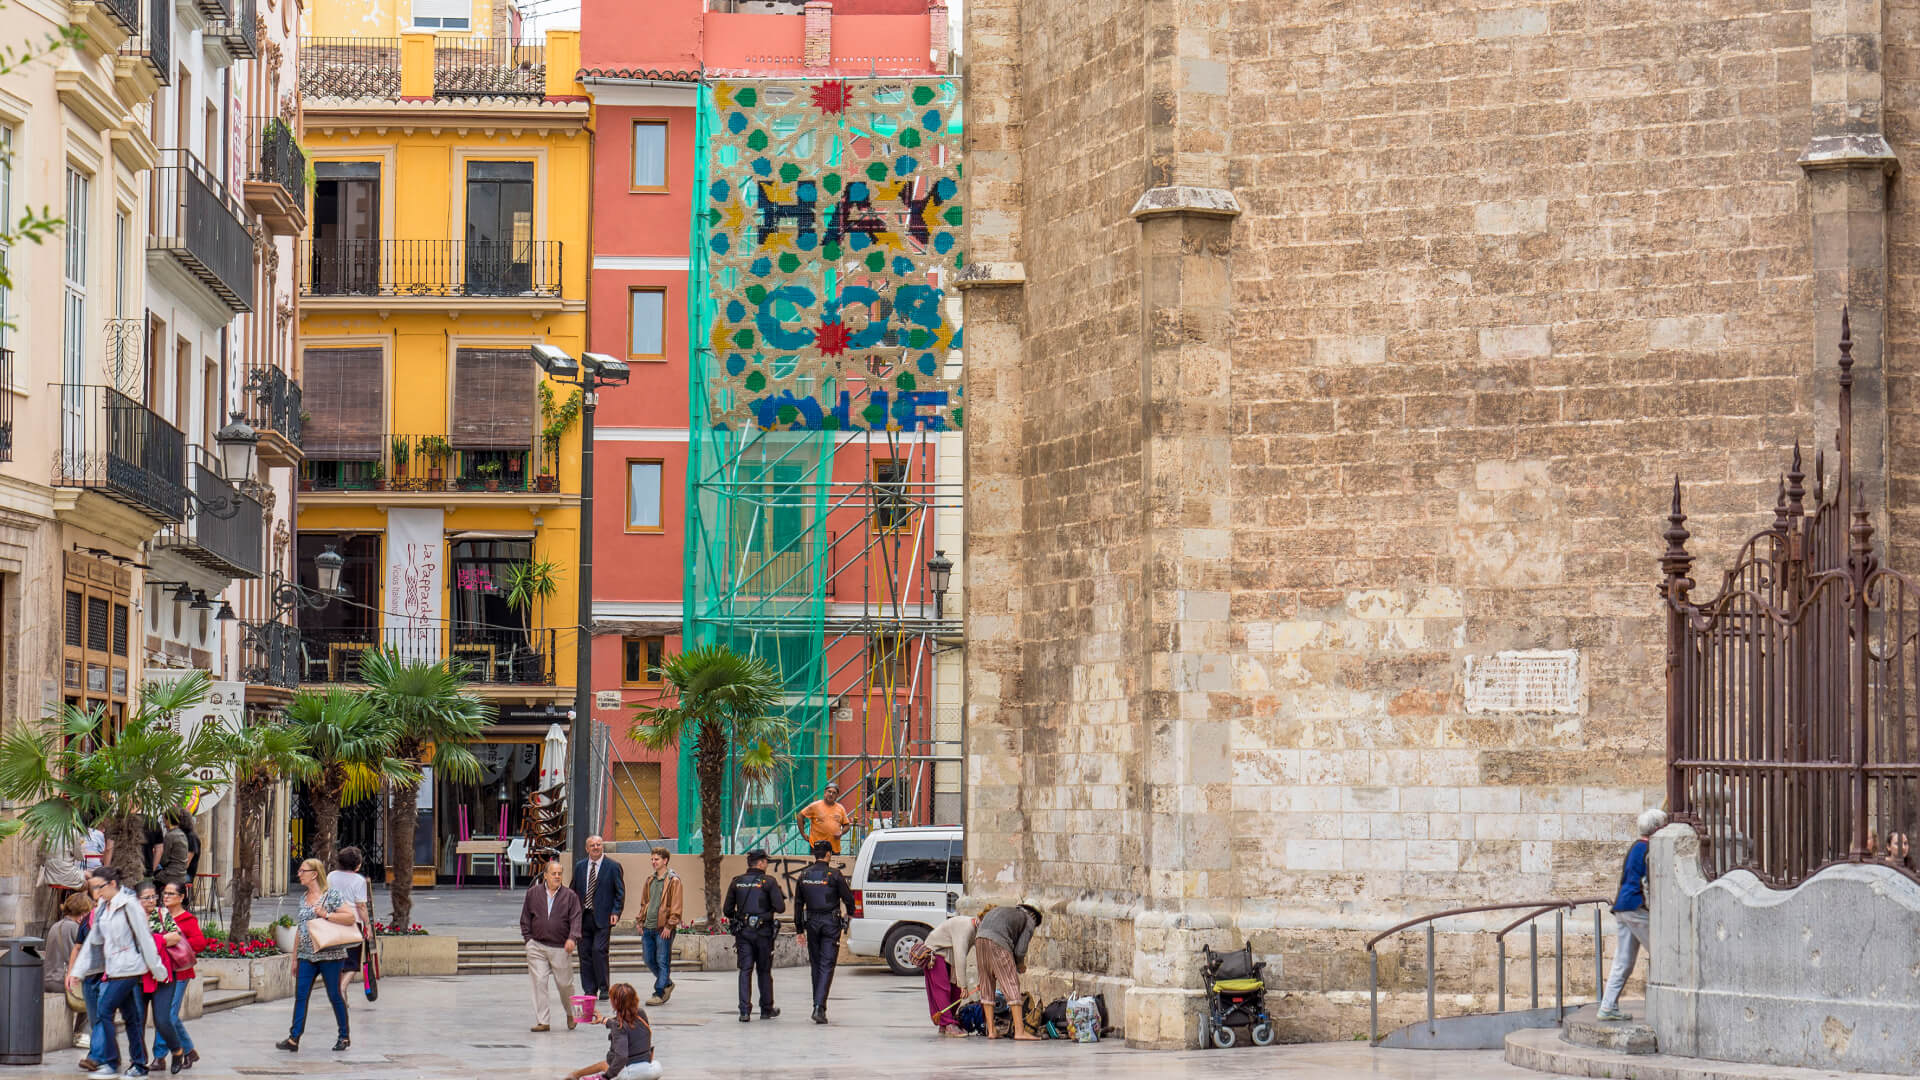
top-left (152, 880), bottom-right (209, 1072)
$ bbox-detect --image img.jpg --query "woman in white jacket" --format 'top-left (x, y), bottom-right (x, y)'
top-left (69, 867), bottom-right (168, 1079)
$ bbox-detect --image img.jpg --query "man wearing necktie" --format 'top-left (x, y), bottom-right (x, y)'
top-left (571, 835), bottom-right (625, 1000)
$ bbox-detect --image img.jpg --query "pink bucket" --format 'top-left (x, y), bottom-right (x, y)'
top-left (569, 994), bottom-right (598, 1024)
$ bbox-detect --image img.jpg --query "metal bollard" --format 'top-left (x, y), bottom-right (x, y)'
top-left (1593, 905), bottom-right (1604, 1002)
top-left (1497, 937), bottom-right (1507, 1013)
top-left (1368, 948), bottom-right (1378, 1045)
top-left (1529, 921), bottom-right (1539, 1009)
top-left (1555, 910), bottom-right (1565, 1018)
top-left (1425, 922), bottom-right (1436, 1034)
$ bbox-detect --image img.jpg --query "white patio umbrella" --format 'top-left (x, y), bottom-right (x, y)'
top-left (538, 723), bottom-right (568, 792)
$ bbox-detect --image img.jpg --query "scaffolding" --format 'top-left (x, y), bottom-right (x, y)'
top-left (676, 77), bottom-right (966, 854)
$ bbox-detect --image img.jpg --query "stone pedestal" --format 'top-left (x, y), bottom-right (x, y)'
top-left (1649, 824), bottom-right (1920, 1073)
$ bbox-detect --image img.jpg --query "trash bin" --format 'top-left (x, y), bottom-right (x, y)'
top-left (0, 936), bottom-right (45, 1064)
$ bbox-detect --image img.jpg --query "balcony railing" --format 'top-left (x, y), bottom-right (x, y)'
top-left (118, 0), bottom-right (170, 83)
top-left (300, 240), bottom-right (562, 300)
top-left (96, 0), bottom-right (139, 35)
top-left (212, 0), bottom-right (259, 60)
top-left (156, 447), bottom-right (263, 578)
top-left (434, 36), bottom-right (546, 98)
top-left (151, 149), bottom-right (254, 312)
top-left (243, 365), bottom-right (302, 448)
top-left (103, 316), bottom-right (145, 398)
top-left (52, 384), bottom-right (188, 522)
top-left (299, 37), bottom-right (401, 100)
top-left (0, 348), bottom-right (12, 462)
top-left (241, 618), bottom-right (301, 689)
top-left (246, 116), bottom-right (305, 206)
top-left (298, 625), bottom-right (557, 685)
top-left (303, 434), bottom-right (543, 493)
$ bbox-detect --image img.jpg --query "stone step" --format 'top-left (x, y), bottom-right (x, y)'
top-left (1561, 1001), bottom-right (1657, 1055)
top-left (202, 988), bottom-right (257, 1014)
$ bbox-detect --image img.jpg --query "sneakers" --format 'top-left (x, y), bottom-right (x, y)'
top-left (86, 1067), bottom-right (116, 1080)
top-left (646, 992), bottom-right (665, 1006)
top-left (660, 983), bottom-right (674, 1003)
top-left (121, 1068), bottom-right (150, 1079)
top-left (1596, 1007), bottom-right (1631, 1022)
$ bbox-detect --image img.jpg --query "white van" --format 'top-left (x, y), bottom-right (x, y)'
top-left (845, 825), bottom-right (964, 975)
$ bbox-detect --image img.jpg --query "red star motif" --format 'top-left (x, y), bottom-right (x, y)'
top-left (811, 80), bottom-right (850, 115)
top-left (815, 321), bottom-right (851, 355)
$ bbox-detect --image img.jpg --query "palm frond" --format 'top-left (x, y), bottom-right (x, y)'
top-left (425, 741), bottom-right (484, 786)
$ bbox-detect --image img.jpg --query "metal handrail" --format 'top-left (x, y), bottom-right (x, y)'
top-left (1365, 896), bottom-right (1611, 1046)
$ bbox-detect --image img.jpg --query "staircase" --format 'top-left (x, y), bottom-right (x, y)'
top-left (457, 937), bottom-right (652, 975)
top-left (196, 971), bottom-right (258, 1015)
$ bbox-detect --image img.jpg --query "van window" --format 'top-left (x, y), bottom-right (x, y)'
top-left (947, 841), bottom-right (963, 885)
top-left (866, 839), bottom-right (951, 884)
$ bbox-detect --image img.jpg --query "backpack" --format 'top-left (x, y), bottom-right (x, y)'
top-left (956, 1001), bottom-right (986, 1034)
top-left (1038, 997), bottom-right (1071, 1039)
top-left (1019, 992), bottom-right (1046, 1037)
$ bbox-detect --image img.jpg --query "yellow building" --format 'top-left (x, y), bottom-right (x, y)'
top-left (294, 23), bottom-right (589, 882)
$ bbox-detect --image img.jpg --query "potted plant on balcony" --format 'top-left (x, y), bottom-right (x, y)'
top-left (391, 436), bottom-right (410, 480)
top-left (537, 382), bottom-right (582, 494)
top-left (368, 460), bottom-right (387, 491)
top-left (476, 459), bottom-right (503, 492)
top-left (421, 435), bottom-right (452, 485)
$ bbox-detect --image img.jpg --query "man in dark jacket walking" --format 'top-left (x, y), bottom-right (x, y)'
top-left (722, 849), bottom-right (786, 1022)
top-left (572, 835), bottom-right (625, 1000)
top-left (520, 859), bottom-right (583, 1032)
top-left (793, 841), bottom-right (856, 1024)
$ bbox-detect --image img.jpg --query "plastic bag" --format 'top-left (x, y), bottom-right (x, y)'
top-left (1067, 995), bottom-right (1102, 1043)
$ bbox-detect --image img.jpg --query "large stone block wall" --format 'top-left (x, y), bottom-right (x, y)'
top-left (961, 0), bottom-right (1916, 1048)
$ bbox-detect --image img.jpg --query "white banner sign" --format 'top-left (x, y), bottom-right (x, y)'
top-left (144, 672), bottom-right (244, 812)
top-left (386, 508), bottom-right (445, 663)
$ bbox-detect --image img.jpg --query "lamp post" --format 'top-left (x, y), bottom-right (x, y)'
top-left (237, 545), bottom-right (348, 688)
top-left (531, 345), bottom-right (630, 856)
top-left (927, 549), bottom-right (953, 619)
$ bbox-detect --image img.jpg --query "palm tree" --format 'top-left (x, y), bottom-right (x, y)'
top-left (201, 720), bottom-right (318, 935)
top-left (358, 649), bottom-right (491, 926)
top-left (0, 672), bottom-right (221, 881)
top-left (283, 686), bottom-right (416, 872)
top-left (630, 644), bottom-right (792, 929)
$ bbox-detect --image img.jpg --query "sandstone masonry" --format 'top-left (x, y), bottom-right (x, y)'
top-left (961, 0), bottom-right (1906, 1048)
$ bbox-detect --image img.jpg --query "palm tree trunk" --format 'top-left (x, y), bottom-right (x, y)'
top-left (697, 724), bottom-right (726, 931)
top-left (389, 778), bottom-right (420, 926)
top-left (311, 785), bottom-right (341, 873)
top-left (230, 780), bottom-right (266, 935)
top-left (106, 814), bottom-right (148, 882)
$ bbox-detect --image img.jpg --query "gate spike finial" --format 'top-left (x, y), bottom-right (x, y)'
top-left (1662, 476), bottom-right (1693, 598)
top-left (1839, 307), bottom-right (1855, 388)
top-left (1786, 441), bottom-right (1805, 517)
top-left (1773, 474), bottom-right (1789, 534)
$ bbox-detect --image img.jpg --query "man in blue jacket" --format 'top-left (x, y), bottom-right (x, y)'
top-left (1597, 808), bottom-right (1667, 1021)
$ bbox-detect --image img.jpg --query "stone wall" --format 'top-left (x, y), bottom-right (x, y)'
top-left (1648, 825), bottom-right (1920, 1073)
top-left (957, 0), bottom-right (1913, 1049)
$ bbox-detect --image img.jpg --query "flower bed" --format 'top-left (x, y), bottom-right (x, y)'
top-left (372, 921), bottom-right (429, 936)
top-left (199, 926), bottom-right (283, 958)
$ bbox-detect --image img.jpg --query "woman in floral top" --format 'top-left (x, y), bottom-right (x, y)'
top-left (276, 859), bottom-right (357, 1053)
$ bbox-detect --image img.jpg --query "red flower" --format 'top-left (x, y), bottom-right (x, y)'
top-left (811, 80), bottom-right (849, 115)
top-left (815, 321), bottom-right (851, 356)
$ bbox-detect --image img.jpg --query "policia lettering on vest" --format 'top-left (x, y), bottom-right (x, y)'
top-left (793, 840), bottom-right (858, 1024)
top-left (723, 848), bottom-right (788, 1021)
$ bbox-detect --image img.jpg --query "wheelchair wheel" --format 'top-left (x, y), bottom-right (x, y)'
top-left (1210, 1024), bottom-right (1237, 1049)
top-left (1250, 1022), bottom-right (1276, 1046)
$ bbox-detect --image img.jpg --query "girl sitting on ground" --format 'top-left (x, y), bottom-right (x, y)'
top-left (562, 983), bottom-right (659, 1080)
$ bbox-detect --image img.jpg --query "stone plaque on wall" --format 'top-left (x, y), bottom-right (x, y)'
top-left (1464, 649), bottom-right (1583, 714)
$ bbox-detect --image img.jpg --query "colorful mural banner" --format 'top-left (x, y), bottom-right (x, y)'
top-left (703, 78), bottom-right (963, 432)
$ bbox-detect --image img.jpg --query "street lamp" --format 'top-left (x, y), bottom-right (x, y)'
top-left (927, 549), bottom-right (953, 619)
top-left (238, 545), bottom-right (350, 688)
top-left (215, 412), bottom-right (259, 483)
top-left (530, 345), bottom-right (630, 856)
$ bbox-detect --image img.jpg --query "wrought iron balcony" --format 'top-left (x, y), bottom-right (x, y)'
top-left (243, 116), bottom-right (306, 234)
top-left (298, 624), bottom-right (557, 685)
top-left (433, 36), bottom-right (546, 98)
top-left (151, 149), bottom-right (254, 312)
top-left (243, 366), bottom-right (302, 459)
top-left (0, 348), bottom-right (12, 462)
top-left (117, 0), bottom-right (170, 83)
top-left (155, 446), bottom-right (263, 579)
top-left (299, 240), bottom-right (563, 301)
top-left (298, 37), bottom-right (400, 100)
top-left (211, 0), bottom-right (259, 61)
top-left (241, 618), bottom-right (302, 689)
top-left (51, 384), bottom-right (188, 523)
top-left (302, 434), bottom-right (544, 494)
top-left (104, 316), bottom-right (145, 397)
top-left (95, 0), bottom-right (139, 35)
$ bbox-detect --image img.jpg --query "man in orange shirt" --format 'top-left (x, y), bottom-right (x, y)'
top-left (796, 783), bottom-right (855, 854)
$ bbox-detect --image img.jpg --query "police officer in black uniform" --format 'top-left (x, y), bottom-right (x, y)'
top-left (793, 840), bottom-right (857, 1024)
top-left (723, 848), bottom-right (787, 1022)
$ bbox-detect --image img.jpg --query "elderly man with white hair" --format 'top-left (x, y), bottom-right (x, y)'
top-left (1597, 807), bottom-right (1668, 1021)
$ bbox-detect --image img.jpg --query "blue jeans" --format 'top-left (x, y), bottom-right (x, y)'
top-left (149, 977), bottom-right (193, 1058)
top-left (94, 977), bottom-right (148, 1070)
top-left (289, 958), bottom-right (348, 1042)
top-left (83, 974), bottom-right (108, 1063)
top-left (641, 927), bottom-right (674, 994)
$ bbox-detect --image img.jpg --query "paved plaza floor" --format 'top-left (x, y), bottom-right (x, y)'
top-left (31, 965), bottom-right (1571, 1080)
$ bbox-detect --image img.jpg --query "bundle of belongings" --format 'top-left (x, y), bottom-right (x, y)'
top-left (956, 991), bottom-right (1110, 1041)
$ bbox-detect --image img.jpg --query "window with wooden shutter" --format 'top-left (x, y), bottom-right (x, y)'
top-left (450, 347), bottom-right (534, 449)
top-left (61, 553), bottom-right (129, 726)
top-left (303, 347), bottom-right (384, 460)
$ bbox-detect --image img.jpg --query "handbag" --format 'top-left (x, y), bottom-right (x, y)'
top-left (305, 912), bottom-right (362, 951)
top-left (164, 934), bottom-right (195, 973)
top-left (64, 982), bottom-right (87, 1013)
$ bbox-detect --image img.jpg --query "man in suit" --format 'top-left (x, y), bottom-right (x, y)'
top-left (571, 835), bottom-right (624, 1000)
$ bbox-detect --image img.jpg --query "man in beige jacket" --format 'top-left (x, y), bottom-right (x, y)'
top-left (634, 847), bottom-right (684, 1005)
